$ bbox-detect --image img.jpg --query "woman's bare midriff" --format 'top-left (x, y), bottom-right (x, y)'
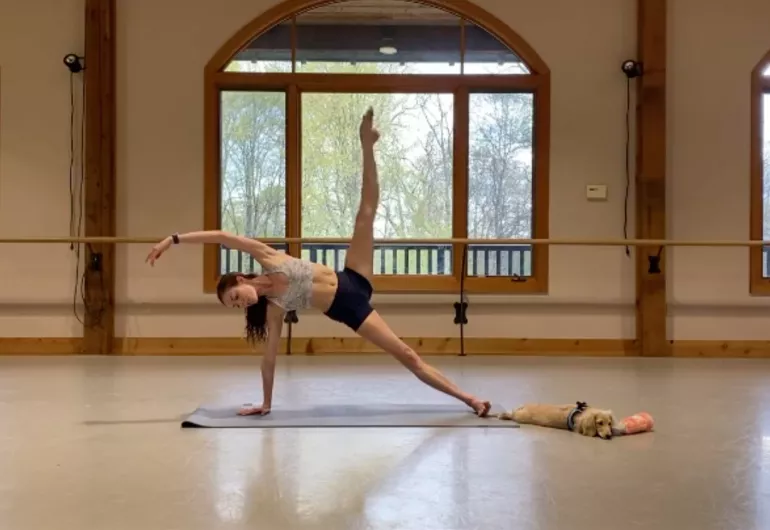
top-left (307, 262), bottom-right (339, 312)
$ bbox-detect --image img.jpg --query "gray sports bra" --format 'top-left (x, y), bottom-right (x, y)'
top-left (263, 257), bottom-right (314, 311)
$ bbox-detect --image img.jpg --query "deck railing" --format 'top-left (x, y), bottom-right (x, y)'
top-left (220, 243), bottom-right (533, 277)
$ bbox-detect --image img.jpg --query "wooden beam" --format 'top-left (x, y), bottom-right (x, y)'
top-left (83, 0), bottom-right (116, 354)
top-left (286, 85), bottom-right (301, 259)
top-left (749, 56), bottom-right (770, 293)
top-left (636, 0), bottom-right (668, 356)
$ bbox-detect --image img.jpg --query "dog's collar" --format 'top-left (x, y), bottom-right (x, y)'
top-left (567, 401), bottom-right (588, 431)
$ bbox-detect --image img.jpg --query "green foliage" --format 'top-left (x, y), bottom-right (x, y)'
top-left (469, 93), bottom-right (534, 239)
top-left (219, 61), bottom-right (535, 274)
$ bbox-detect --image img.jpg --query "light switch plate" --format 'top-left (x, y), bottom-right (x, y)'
top-left (586, 184), bottom-right (608, 200)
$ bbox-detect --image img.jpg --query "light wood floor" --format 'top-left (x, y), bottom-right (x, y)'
top-left (1, 354), bottom-right (769, 530)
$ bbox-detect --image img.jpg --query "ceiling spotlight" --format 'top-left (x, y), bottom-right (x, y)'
top-left (379, 45), bottom-right (397, 56)
top-left (63, 53), bottom-right (84, 73)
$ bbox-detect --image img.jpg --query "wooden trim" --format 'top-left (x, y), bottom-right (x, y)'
top-left (371, 276), bottom-right (457, 292)
top-left (83, 0), bottom-right (117, 354)
top-left (635, 0), bottom-right (668, 356)
top-left (452, 86), bottom-right (469, 280)
top-left (212, 72), bottom-right (541, 92)
top-left (531, 75), bottom-right (551, 293)
top-left (203, 71), bottom-right (221, 293)
top-left (749, 51), bottom-right (770, 294)
top-left (368, 275), bottom-right (544, 293)
top-left (204, 0), bottom-right (550, 76)
top-left (671, 340), bottom-right (770, 358)
top-left (8, 338), bottom-right (770, 358)
top-left (287, 85), bottom-right (301, 257)
top-left (0, 338), bottom-right (83, 355)
top-left (290, 16), bottom-right (297, 73)
top-left (461, 276), bottom-right (545, 293)
top-left (459, 18), bottom-right (466, 75)
top-left (113, 337), bottom-right (635, 356)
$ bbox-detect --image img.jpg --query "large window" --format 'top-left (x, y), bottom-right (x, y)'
top-left (301, 92), bottom-right (454, 280)
top-left (750, 58), bottom-right (770, 294)
top-left (219, 90), bottom-right (287, 274)
top-left (204, 0), bottom-right (550, 293)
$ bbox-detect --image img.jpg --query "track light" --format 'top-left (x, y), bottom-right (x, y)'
top-left (379, 27), bottom-right (397, 56)
top-left (621, 59), bottom-right (643, 78)
top-left (63, 53), bottom-right (84, 73)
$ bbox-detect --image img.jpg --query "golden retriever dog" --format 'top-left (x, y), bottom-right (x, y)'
top-left (495, 401), bottom-right (615, 440)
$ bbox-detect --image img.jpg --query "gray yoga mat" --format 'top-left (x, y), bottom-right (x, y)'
top-left (181, 403), bottom-right (519, 428)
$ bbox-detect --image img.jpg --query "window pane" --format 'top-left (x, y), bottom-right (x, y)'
top-left (763, 93), bottom-right (770, 276)
top-left (301, 93), bottom-right (454, 275)
top-left (467, 92), bottom-right (534, 277)
top-left (763, 64), bottom-right (770, 76)
top-left (220, 91), bottom-right (287, 274)
top-left (226, 22), bottom-right (293, 73)
top-left (463, 22), bottom-right (529, 75)
top-left (295, 0), bottom-right (461, 75)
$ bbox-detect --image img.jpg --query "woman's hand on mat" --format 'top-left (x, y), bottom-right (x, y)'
top-left (145, 237), bottom-right (172, 266)
top-left (238, 403), bottom-right (271, 416)
top-left (469, 398), bottom-right (491, 417)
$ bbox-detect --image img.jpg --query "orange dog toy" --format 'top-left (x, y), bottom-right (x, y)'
top-left (612, 412), bottom-right (654, 436)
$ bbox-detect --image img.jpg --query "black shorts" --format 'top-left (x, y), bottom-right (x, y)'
top-left (324, 267), bottom-right (374, 331)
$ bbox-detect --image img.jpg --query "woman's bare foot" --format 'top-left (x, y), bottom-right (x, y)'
top-left (238, 403), bottom-right (271, 416)
top-left (469, 398), bottom-right (491, 417)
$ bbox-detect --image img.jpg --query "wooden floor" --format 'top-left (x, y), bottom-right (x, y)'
top-left (1, 354), bottom-right (769, 530)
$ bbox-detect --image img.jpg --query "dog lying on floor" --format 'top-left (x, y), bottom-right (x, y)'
top-left (495, 401), bottom-right (615, 440)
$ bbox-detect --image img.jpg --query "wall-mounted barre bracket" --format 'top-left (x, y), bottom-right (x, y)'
top-left (647, 246), bottom-right (664, 274)
top-left (453, 301), bottom-right (468, 325)
top-left (284, 310), bottom-right (299, 324)
top-left (648, 255), bottom-right (661, 274)
top-left (283, 311), bottom-right (298, 356)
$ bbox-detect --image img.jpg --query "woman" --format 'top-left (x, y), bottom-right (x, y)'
top-left (146, 108), bottom-right (490, 418)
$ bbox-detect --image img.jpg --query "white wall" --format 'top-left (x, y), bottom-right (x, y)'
top-left (0, 0), bottom-right (85, 336)
top-left (668, 0), bottom-right (770, 339)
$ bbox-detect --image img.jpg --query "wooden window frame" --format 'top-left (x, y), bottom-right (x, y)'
top-left (750, 52), bottom-right (770, 294)
top-left (202, 0), bottom-right (551, 294)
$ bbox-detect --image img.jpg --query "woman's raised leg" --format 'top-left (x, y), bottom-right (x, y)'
top-left (343, 108), bottom-right (380, 283)
top-left (356, 311), bottom-right (491, 416)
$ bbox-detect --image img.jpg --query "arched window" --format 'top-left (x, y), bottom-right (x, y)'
top-left (750, 52), bottom-right (770, 294)
top-left (203, 0), bottom-right (550, 294)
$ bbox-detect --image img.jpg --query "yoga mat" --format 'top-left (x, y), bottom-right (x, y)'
top-left (181, 403), bottom-right (519, 428)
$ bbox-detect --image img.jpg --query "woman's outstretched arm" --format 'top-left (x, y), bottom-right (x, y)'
top-left (145, 230), bottom-right (277, 266)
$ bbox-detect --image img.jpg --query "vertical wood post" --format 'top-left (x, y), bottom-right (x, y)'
top-left (636, 0), bottom-right (669, 356)
top-left (83, 0), bottom-right (116, 354)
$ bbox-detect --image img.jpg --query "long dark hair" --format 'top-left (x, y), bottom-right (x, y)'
top-left (216, 272), bottom-right (269, 344)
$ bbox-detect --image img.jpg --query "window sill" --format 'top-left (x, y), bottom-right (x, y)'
top-left (204, 274), bottom-right (547, 295)
top-left (750, 280), bottom-right (770, 295)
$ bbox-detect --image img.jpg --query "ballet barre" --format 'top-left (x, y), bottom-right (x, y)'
top-left (0, 236), bottom-right (768, 247)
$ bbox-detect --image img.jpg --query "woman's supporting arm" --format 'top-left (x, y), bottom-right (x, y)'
top-left (239, 303), bottom-right (284, 416)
